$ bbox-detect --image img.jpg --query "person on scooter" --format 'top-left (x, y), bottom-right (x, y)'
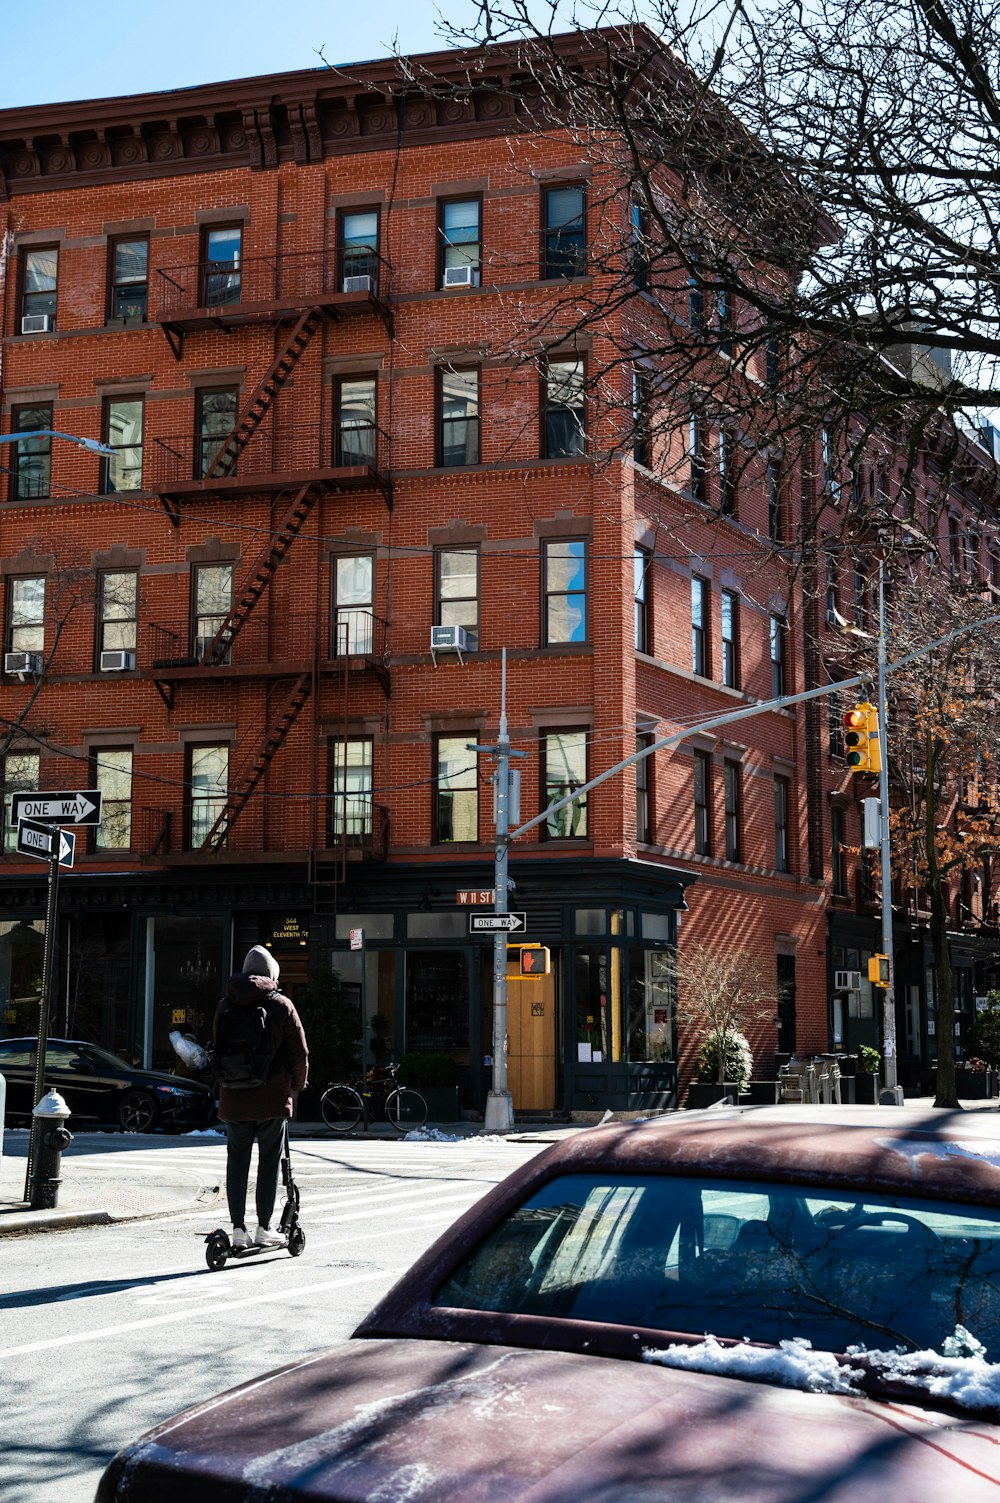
top-left (214, 945), bottom-right (308, 1249)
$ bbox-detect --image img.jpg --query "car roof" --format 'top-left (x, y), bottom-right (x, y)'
top-left (530, 1106), bottom-right (1000, 1206)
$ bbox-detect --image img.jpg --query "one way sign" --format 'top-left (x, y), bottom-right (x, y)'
top-left (11, 790), bottom-right (102, 826)
top-left (16, 819), bottom-right (75, 868)
top-left (469, 912), bottom-right (527, 934)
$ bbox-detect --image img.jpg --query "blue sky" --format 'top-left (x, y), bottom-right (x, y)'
top-left (0, 1), bottom-right (489, 108)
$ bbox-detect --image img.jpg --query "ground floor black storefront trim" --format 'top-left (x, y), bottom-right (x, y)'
top-left (0, 854), bottom-right (693, 1118)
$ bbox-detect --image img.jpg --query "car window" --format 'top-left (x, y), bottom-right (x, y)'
top-left (434, 1173), bottom-right (1000, 1357)
top-left (0, 1039), bottom-right (31, 1058)
top-left (42, 1046), bottom-right (86, 1070)
top-left (80, 1045), bottom-right (130, 1071)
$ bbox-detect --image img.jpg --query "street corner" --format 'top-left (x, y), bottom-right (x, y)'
top-left (0, 1173), bottom-right (221, 1237)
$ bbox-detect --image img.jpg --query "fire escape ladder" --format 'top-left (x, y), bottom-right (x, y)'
top-left (205, 306), bottom-right (325, 478)
top-left (200, 483), bottom-right (321, 665)
top-left (205, 674), bottom-right (313, 850)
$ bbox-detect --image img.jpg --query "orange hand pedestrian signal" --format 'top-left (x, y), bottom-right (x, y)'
top-left (520, 945), bottom-right (551, 976)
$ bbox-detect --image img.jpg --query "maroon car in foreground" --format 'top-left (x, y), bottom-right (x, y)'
top-left (97, 1107), bottom-right (1000, 1501)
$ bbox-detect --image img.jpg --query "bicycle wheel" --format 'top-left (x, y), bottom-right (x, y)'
top-left (385, 1087), bottom-right (428, 1132)
top-left (320, 1085), bottom-right (364, 1133)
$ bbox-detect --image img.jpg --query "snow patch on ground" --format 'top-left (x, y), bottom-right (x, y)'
top-left (403, 1127), bottom-right (507, 1144)
top-left (644, 1335), bottom-right (861, 1394)
top-left (183, 1128), bottom-right (224, 1136)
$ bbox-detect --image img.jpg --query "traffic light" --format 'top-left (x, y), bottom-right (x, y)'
top-left (868, 953), bottom-right (889, 988)
top-left (843, 701), bottom-right (881, 773)
top-left (520, 944), bottom-right (551, 976)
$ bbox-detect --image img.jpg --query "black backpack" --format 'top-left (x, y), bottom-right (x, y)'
top-left (214, 997), bottom-right (276, 1090)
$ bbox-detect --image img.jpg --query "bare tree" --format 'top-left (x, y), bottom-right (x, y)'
top-left (672, 942), bottom-right (774, 1086)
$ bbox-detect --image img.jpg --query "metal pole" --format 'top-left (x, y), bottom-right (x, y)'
top-left (877, 561), bottom-right (898, 1089)
top-left (359, 932), bottom-right (369, 1133)
top-left (24, 850), bottom-right (61, 1203)
top-left (484, 648), bottom-right (515, 1132)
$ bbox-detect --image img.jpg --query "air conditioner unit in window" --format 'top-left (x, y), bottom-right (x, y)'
top-left (4, 651), bottom-right (42, 678)
top-left (834, 969), bottom-right (862, 993)
top-left (342, 274), bottom-right (372, 294)
top-left (21, 313), bottom-right (53, 334)
top-left (431, 625), bottom-right (470, 653)
top-left (443, 265), bottom-right (480, 288)
top-left (99, 649), bottom-right (135, 672)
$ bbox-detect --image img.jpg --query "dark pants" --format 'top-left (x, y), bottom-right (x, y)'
top-left (224, 1117), bottom-right (286, 1230)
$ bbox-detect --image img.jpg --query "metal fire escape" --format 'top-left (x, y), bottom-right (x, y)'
top-left (205, 306), bottom-right (325, 478)
top-left (202, 675), bottom-right (314, 850)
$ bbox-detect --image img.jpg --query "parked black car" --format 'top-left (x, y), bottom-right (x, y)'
top-left (0, 1037), bottom-right (215, 1131)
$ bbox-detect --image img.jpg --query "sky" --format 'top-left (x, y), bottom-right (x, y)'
top-left (0, 1), bottom-right (493, 109)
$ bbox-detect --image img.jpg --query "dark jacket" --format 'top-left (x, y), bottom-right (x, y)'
top-left (214, 973), bottom-right (309, 1123)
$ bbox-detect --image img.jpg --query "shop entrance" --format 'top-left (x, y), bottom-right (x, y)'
top-left (507, 973), bottom-right (556, 1112)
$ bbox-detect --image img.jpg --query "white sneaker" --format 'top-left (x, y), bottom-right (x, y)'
top-left (231, 1226), bottom-right (250, 1250)
top-left (254, 1225), bottom-right (286, 1248)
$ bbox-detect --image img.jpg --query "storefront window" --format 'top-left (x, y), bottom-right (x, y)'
top-left (66, 914), bottom-right (131, 1053)
top-left (405, 950), bottom-right (470, 1057)
top-left (0, 920), bottom-right (45, 1037)
top-left (575, 947), bottom-right (624, 1064)
top-left (334, 949), bottom-right (397, 1067)
top-left (148, 916), bottom-right (228, 1071)
top-left (628, 947), bottom-right (675, 1062)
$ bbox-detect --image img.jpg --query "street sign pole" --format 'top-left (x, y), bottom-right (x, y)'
top-left (877, 560), bottom-right (898, 1090)
top-left (487, 650), bottom-right (514, 1132)
top-left (23, 851), bottom-right (61, 1203)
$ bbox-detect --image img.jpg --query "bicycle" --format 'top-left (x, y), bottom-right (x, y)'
top-left (320, 1063), bottom-right (428, 1134)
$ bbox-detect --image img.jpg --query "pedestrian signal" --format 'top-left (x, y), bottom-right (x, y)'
top-left (868, 953), bottom-right (890, 988)
top-left (843, 701), bottom-right (881, 773)
top-left (508, 943), bottom-right (551, 976)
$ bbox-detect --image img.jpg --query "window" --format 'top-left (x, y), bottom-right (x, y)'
top-left (330, 737), bottom-right (373, 841)
top-left (770, 613), bottom-right (787, 697)
top-left (108, 237), bottom-right (148, 321)
top-left (719, 425), bottom-right (737, 516)
top-left (93, 748), bottom-right (132, 850)
top-left (774, 774), bottom-right (790, 872)
top-left (440, 199), bottom-right (481, 285)
top-left (340, 210), bottom-right (379, 289)
top-left (544, 357), bottom-right (585, 458)
top-left (693, 749), bottom-right (711, 855)
top-left (715, 286), bottom-right (734, 356)
top-left (542, 729), bottom-right (588, 838)
top-left (542, 185), bottom-right (586, 279)
top-left (631, 200), bottom-right (647, 289)
top-left (831, 805), bottom-right (847, 896)
top-left (332, 555), bottom-right (374, 656)
top-left (691, 575), bottom-right (709, 677)
top-left (438, 367), bottom-right (480, 466)
top-left (3, 752), bottom-right (39, 853)
top-left (195, 387), bottom-right (238, 479)
top-left (688, 263), bottom-right (705, 330)
top-left (822, 426), bottom-right (841, 502)
top-left (102, 397), bottom-right (143, 492)
top-left (721, 589), bottom-right (739, 688)
top-left (435, 737), bottom-right (478, 843)
top-left (636, 731), bottom-right (654, 844)
top-left (854, 563), bottom-right (870, 630)
top-left (436, 548), bottom-right (479, 648)
top-left (689, 411), bottom-right (708, 503)
top-left (634, 546), bottom-right (651, 654)
top-left (201, 225), bottom-right (241, 307)
top-left (764, 337), bottom-right (780, 386)
top-left (97, 571), bottom-right (137, 661)
top-left (543, 539), bottom-right (587, 645)
top-left (7, 576), bottom-right (45, 657)
top-left (192, 564), bottom-right (232, 660)
top-left (21, 247), bottom-right (58, 329)
top-left (9, 404), bottom-right (52, 500)
top-left (335, 376), bottom-right (377, 468)
top-left (948, 514), bottom-right (961, 573)
top-left (767, 460), bottom-right (782, 542)
top-left (825, 553), bottom-right (839, 623)
top-left (724, 759), bottom-right (742, 862)
top-left (632, 364), bottom-right (652, 467)
top-left (189, 745), bottom-right (228, 849)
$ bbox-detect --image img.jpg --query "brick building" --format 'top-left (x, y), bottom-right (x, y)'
top-left (0, 31), bottom-right (956, 1115)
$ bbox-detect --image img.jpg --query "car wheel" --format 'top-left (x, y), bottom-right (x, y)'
top-left (117, 1089), bottom-right (159, 1133)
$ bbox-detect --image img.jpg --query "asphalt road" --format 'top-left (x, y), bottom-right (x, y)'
top-left (0, 1132), bottom-right (545, 1503)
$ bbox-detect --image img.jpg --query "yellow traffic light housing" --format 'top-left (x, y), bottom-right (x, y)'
top-left (843, 701), bottom-right (881, 773)
top-left (507, 943), bottom-right (551, 977)
top-left (868, 953), bottom-right (889, 988)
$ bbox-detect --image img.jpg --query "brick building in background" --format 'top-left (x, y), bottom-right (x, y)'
top-left (0, 32), bottom-right (989, 1114)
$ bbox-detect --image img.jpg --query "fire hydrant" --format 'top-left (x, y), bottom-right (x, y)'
top-left (30, 1089), bottom-right (73, 1210)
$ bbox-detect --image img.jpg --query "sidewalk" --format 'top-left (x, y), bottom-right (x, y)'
top-left (0, 1129), bottom-right (223, 1237)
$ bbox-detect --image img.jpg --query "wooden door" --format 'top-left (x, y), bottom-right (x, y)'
top-left (507, 974), bottom-right (556, 1111)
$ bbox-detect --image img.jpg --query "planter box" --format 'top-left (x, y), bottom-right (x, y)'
top-left (854, 1073), bottom-right (881, 1104)
top-left (686, 1082), bottom-right (739, 1110)
top-left (746, 1080), bottom-right (780, 1105)
top-left (956, 1070), bottom-right (994, 1100)
top-left (420, 1085), bottom-right (461, 1123)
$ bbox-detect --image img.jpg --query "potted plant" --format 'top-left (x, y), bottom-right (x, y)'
top-left (686, 1026), bottom-right (753, 1109)
top-left (854, 1044), bottom-right (881, 1103)
top-left (395, 1051), bottom-right (462, 1123)
top-left (964, 994), bottom-right (1000, 1099)
top-left (956, 1056), bottom-right (994, 1100)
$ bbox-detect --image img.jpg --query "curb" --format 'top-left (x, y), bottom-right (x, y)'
top-left (0, 1180), bottom-right (221, 1237)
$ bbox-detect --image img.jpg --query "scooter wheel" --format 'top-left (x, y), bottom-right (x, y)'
top-left (206, 1235), bottom-right (229, 1271)
top-left (288, 1226), bottom-right (306, 1258)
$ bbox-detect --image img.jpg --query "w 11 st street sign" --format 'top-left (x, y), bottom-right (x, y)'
top-left (11, 790), bottom-right (102, 826)
top-left (469, 912), bottom-right (526, 933)
top-left (16, 819), bottom-right (75, 868)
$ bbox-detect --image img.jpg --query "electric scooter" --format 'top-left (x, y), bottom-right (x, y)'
top-left (204, 1123), bottom-right (306, 1270)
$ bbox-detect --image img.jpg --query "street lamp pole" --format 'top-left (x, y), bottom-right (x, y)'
top-left (877, 560), bottom-right (898, 1090)
top-left (0, 430), bottom-right (115, 455)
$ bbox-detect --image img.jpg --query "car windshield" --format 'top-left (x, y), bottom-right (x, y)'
top-left (434, 1173), bottom-right (1000, 1356)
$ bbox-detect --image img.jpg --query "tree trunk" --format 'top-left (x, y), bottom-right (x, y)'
top-left (926, 737), bottom-right (959, 1108)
